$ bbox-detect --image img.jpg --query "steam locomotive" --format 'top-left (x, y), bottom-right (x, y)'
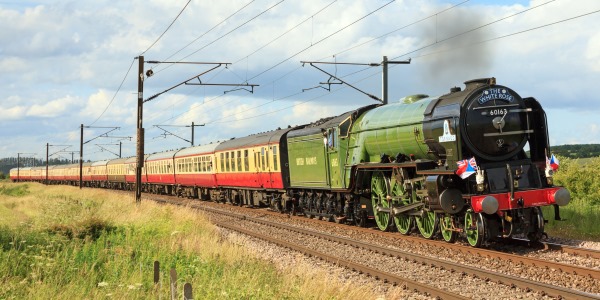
top-left (11, 77), bottom-right (570, 247)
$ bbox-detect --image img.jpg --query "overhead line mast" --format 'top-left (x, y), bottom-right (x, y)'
top-left (301, 56), bottom-right (410, 105)
top-left (135, 57), bottom-right (259, 203)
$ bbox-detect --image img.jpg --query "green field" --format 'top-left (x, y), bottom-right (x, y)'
top-left (0, 182), bottom-right (393, 299)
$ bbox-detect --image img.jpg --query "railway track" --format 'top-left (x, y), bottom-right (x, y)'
top-left (145, 193), bottom-right (600, 298)
top-left (504, 238), bottom-right (600, 260)
top-left (217, 222), bottom-right (470, 300)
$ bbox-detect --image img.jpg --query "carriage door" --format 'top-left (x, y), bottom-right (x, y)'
top-left (326, 127), bottom-right (341, 188)
top-left (262, 146), bottom-right (273, 188)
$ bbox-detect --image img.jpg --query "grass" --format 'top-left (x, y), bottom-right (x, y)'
top-left (542, 200), bottom-right (600, 241)
top-left (0, 182), bottom-right (395, 299)
top-left (544, 156), bottom-right (600, 241)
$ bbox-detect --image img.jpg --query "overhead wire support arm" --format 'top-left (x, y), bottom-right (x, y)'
top-left (154, 125), bottom-right (191, 144)
top-left (49, 145), bottom-right (72, 157)
top-left (184, 82), bottom-right (259, 94)
top-left (104, 136), bottom-right (132, 141)
top-left (301, 61), bottom-right (382, 102)
top-left (82, 127), bottom-right (120, 145)
top-left (301, 57), bottom-right (411, 104)
top-left (95, 144), bottom-right (120, 158)
top-left (144, 63), bottom-right (230, 103)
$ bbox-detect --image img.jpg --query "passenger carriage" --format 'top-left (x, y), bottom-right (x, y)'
top-left (107, 157), bottom-right (129, 190)
top-left (90, 160), bottom-right (109, 187)
top-left (173, 143), bottom-right (220, 199)
top-left (144, 150), bottom-right (177, 194)
top-left (81, 162), bottom-right (93, 185)
top-left (214, 128), bottom-right (293, 207)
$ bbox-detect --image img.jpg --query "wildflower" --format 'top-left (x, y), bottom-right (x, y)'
top-left (98, 282), bottom-right (109, 287)
top-left (170, 231), bottom-right (180, 236)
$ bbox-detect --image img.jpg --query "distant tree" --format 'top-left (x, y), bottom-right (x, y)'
top-left (552, 144), bottom-right (600, 159)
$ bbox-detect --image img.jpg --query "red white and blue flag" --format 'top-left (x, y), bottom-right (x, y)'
top-left (547, 154), bottom-right (559, 171)
top-left (456, 157), bottom-right (477, 179)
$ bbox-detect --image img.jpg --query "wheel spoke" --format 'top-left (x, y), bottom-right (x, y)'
top-left (440, 214), bottom-right (457, 243)
top-left (371, 171), bottom-right (391, 231)
top-left (389, 170), bottom-right (413, 235)
top-left (465, 211), bottom-right (485, 247)
top-left (416, 210), bottom-right (438, 239)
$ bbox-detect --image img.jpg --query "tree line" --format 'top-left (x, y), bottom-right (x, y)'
top-left (0, 157), bottom-right (80, 179)
top-left (551, 144), bottom-right (600, 159)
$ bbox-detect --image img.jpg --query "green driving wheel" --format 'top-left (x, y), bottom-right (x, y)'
top-left (440, 214), bottom-right (457, 243)
top-left (465, 210), bottom-right (485, 247)
top-left (390, 174), bottom-right (412, 235)
top-left (415, 210), bottom-right (438, 239)
top-left (371, 171), bottom-right (392, 231)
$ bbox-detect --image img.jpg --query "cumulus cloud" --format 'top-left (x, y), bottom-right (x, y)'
top-left (0, 105), bottom-right (27, 120)
top-left (585, 32), bottom-right (600, 72)
top-left (27, 95), bottom-right (80, 118)
top-left (2, 0), bottom-right (600, 158)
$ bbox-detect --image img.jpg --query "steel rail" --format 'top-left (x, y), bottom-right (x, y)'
top-left (504, 238), bottom-right (600, 260)
top-left (143, 194), bottom-right (600, 298)
top-left (215, 221), bottom-right (470, 300)
top-left (226, 214), bottom-right (600, 300)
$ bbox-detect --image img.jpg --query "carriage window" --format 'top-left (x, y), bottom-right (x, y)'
top-left (220, 153), bottom-right (224, 172)
top-left (244, 150), bottom-right (249, 172)
top-left (255, 151), bottom-right (260, 171)
top-left (261, 148), bottom-right (266, 171)
top-left (225, 152), bottom-right (230, 172)
top-left (236, 151), bottom-right (241, 172)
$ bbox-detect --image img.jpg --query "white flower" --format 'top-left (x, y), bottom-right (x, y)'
top-left (97, 282), bottom-right (109, 287)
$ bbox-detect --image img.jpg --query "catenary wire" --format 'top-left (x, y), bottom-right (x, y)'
top-left (246, 0), bottom-right (396, 82)
top-left (204, 3), bottom-right (596, 126)
top-left (139, 0), bottom-right (193, 56)
top-left (152, 0), bottom-right (256, 75)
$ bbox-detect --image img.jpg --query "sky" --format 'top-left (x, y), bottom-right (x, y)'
top-left (1, 0), bottom-right (599, 162)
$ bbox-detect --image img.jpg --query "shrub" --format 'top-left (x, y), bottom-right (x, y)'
top-left (0, 184), bottom-right (30, 197)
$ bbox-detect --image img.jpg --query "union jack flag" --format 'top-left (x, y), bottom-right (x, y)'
top-left (456, 157), bottom-right (477, 179)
